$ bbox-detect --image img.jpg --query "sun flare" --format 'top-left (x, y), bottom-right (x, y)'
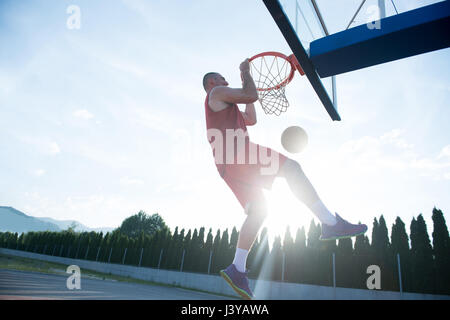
top-left (263, 179), bottom-right (313, 243)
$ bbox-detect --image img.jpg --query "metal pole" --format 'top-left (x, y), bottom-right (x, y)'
top-left (158, 249), bottom-right (163, 269)
top-left (108, 247), bottom-right (113, 263)
top-left (84, 246), bottom-right (89, 260)
top-left (180, 249), bottom-right (185, 272)
top-left (378, 0), bottom-right (386, 18)
top-left (96, 247), bottom-right (100, 262)
top-left (59, 245), bottom-right (63, 257)
top-left (43, 244), bottom-right (47, 255)
top-left (138, 248), bottom-right (144, 267)
top-left (397, 253), bottom-right (403, 296)
top-left (281, 251), bottom-right (286, 282)
top-left (311, 0), bottom-right (330, 35)
top-left (122, 248), bottom-right (128, 264)
top-left (332, 253), bottom-right (336, 299)
top-left (208, 250), bottom-right (213, 274)
top-left (346, 0), bottom-right (367, 30)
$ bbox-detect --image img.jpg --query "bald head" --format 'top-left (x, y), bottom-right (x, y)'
top-left (203, 72), bottom-right (219, 91)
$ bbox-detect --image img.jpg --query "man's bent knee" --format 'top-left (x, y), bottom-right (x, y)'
top-left (279, 158), bottom-right (302, 178)
top-left (245, 200), bottom-right (268, 220)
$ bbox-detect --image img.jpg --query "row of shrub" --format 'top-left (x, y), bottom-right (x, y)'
top-left (1, 208), bottom-right (449, 295)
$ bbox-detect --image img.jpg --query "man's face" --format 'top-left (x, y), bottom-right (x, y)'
top-left (212, 74), bottom-right (229, 87)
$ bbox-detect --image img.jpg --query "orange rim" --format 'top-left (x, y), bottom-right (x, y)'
top-left (249, 51), bottom-right (304, 91)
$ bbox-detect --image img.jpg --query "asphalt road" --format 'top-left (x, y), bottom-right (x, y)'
top-left (0, 269), bottom-right (234, 300)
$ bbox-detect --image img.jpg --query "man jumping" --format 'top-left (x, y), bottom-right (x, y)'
top-left (203, 58), bottom-right (367, 300)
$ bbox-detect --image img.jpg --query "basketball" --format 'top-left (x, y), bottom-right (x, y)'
top-left (281, 126), bottom-right (308, 153)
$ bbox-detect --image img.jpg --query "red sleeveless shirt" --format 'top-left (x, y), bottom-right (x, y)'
top-left (204, 93), bottom-right (250, 177)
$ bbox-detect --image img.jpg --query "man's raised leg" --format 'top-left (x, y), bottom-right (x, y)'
top-left (278, 158), bottom-right (367, 240)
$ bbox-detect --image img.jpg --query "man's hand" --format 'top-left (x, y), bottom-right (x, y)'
top-left (239, 59), bottom-right (250, 74)
top-left (208, 58), bottom-right (258, 111)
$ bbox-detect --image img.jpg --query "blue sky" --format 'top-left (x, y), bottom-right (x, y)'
top-left (1, 0), bottom-right (449, 245)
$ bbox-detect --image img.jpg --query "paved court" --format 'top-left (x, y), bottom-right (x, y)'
top-left (0, 269), bottom-right (234, 300)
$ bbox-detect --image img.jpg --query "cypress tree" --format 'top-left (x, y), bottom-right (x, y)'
top-left (182, 229), bottom-right (192, 271)
top-left (247, 231), bottom-right (261, 279)
top-left (378, 216), bottom-right (390, 256)
top-left (431, 208), bottom-right (450, 294)
top-left (211, 229), bottom-right (221, 274)
top-left (283, 226), bottom-right (295, 282)
top-left (371, 217), bottom-right (379, 256)
top-left (306, 220), bottom-right (321, 285)
top-left (270, 236), bottom-right (283, 281)
top-left (204, 228), bottom-right (214, 273)
top-left (228, 227), bottom-right (239, 268)
top-left (99, 232), bottom-right (110, 262)
top-left (230, 227), bottom-right (239, 253)
top-left (195, 227), bottom-right (206, 273)
top-left (410, 215), bottom-right (434, 293)
top-left (377, 215), bottom-right (395, 290)
top-left (354, 234), bottom-right (371, 289)
top-left (165, 227), bottom-right (179, 269)
top-left (336, 238), bottom-right (353, 288)
top-left (391, 216), bottom-right (412, 292)
top-left (317, 235), bottom-right (336, 287)
top-left (307, 220), bottom-right (320, 250)
top-left (218, 229), bottom-right (230, 271)
top-left (292, 226), bottom-right (307, 283)
top-left (17, 233), bottom-right (24, 251)
top-left (175, 229), bottom-right (185, 270)
top-left (188, 228), bottom-right (200, 272)
top-left (184, 229), bottom-right (192, 250)
top-left (156, 229), bottom-right (167, 268)
top-left (255, 228), bottom-right (271, 280)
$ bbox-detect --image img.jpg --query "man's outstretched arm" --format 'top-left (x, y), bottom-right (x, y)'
top-left (242, 103), bottom-right (257, 126)
top-left (209, 59), bottom-right (258, 107)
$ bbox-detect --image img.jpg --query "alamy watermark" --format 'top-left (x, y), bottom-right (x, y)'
top-left (66, 265), bottom-right (81, 290)
top-left (169, 120), bottom-right (282, 176)
top-left (207, 128), bottom-right (280, 176)
top-left (66, 5), bottom-right (81, 30)
top-left (366, 264), bottom-right (381, 290)
top-left (366, 5), bottom-right (381, 30)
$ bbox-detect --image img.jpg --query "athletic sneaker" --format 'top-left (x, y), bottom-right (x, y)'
top-left (220, 264), bottom-right (254, 300)
top-left (320, 213), bottom-right (368, 241)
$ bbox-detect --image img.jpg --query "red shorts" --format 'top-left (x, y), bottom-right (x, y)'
top-left (220, 143), bottom-right (288, 213)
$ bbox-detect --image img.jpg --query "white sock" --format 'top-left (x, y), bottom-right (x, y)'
top-left (310, 200), bottom-right (337, 226)
top-left (232, 248), bottom-right (249, 273)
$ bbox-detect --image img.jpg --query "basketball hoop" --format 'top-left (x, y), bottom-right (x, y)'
top-left (249, 52), bottom-right (304, 116)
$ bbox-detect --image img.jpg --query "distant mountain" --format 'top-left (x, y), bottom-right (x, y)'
top-left (39, 217), bottom-right (115, 234)
top-left (0, 206), bottom-right (61, 233)
top-left (0, 206), bottom-right (115, 234)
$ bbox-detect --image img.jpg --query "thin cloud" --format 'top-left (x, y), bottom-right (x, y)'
top-left (73, 109), bottom-right (94, 120)
top-left (18, 136), bottom-right (61, 155)
top-left (338, 129), bottom-right (450, 178)
top-left (120, 176), bottom-right (145, 186)
top-left (33, 169), bottom-right (46, 177)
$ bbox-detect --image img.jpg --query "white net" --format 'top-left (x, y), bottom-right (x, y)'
top-left (249, 55), bottom-right (292, 116)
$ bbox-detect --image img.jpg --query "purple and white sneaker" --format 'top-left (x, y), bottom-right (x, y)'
top-left (320, 213), bottom-right (368, 241)
top-left (220, 264), bottom-right (253, 300)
